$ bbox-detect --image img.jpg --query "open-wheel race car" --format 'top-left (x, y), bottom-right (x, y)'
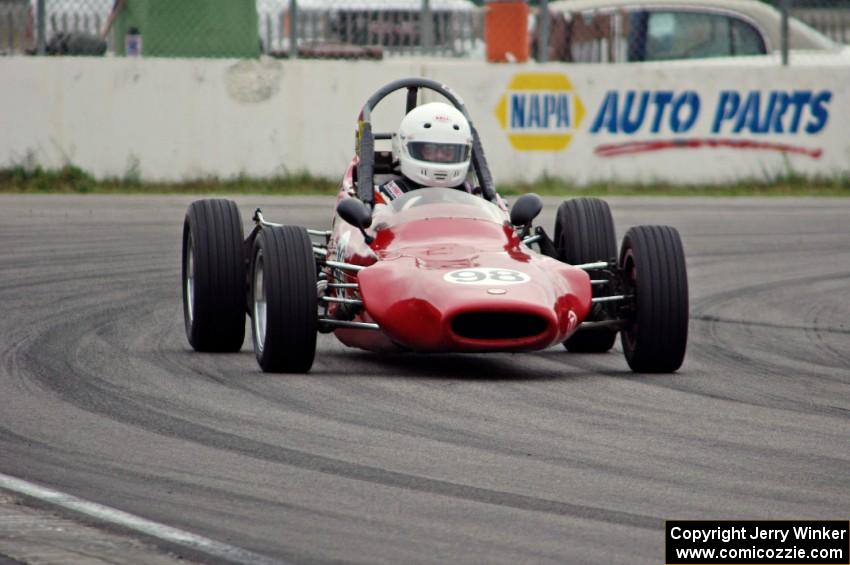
top-left (181, 78), bottom-right (689, 374)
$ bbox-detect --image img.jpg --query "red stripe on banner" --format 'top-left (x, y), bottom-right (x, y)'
top-left (594, 139), bottom-right (823, 159)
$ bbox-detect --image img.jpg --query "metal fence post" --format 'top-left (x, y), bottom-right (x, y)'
top-left (422, 0), bottom-right (434, 53)
top-left (538, 0), bottom-right (549, 63)
top-left (781, 0), bottom-right (790, 66)
top-left (36, 0), bottom-right (46, 55)
top-left (289, 0), bottom-right (298, 59)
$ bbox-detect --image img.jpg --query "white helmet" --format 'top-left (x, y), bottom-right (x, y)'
top-left (392, 102), bottom-right (473, 188)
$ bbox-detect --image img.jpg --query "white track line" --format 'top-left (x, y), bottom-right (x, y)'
top-left (0, 472), bottom-right (280, 565)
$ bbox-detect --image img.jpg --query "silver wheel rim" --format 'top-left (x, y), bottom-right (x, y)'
top-left (253, 250), bottom-right (267, 354)
top-left (186, 233), bottom-right (195, 324)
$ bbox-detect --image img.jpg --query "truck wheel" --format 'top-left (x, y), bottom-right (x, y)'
top-left (251, 226), bottom-right (317, 373)
top-left (182, 199), bottom-right (246, 352)
top-left (554, 198), bottom-right (618, 352)
top-left (619, 225), bottom-right (689, 373)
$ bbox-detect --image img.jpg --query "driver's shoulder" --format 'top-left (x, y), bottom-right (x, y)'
top-left (383, 176), bottom-right (419, 191)
top-left (376, 175), bottom-right (419, 202)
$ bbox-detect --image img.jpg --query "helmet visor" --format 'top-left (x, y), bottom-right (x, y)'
top-left (408, 142), bottom-right (470, 164)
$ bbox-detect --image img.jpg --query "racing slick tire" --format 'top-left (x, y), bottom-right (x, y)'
top-left (554, 198), bottom-right (618, 353)
top-left (182, 199), bottom-right (246, 352)
top-left (619, 225), bottom-right (689, 373)
top-left (250, 225), bottom-right (318, 373)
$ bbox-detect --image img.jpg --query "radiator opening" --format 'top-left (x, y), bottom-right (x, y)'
top-left (451, 312), bottom-right (549, 340)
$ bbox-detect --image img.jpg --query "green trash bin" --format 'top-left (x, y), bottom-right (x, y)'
top-left (114, 0), bottom-right (259, 58)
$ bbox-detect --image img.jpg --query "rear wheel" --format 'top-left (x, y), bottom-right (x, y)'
top-left (619, 225), bottom-right (689, 373)
top-left (182, 199), bottom-right (246, 352)
top-left (554, 198), bottom-right (618, 352)
top-left (251, 226), bottom-right (318, 373)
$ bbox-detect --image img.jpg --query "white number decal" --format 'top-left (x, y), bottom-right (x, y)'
top-left (443, 268), bottom-right (530, 285)
top-left (449, 270), bottom-right (487, 283)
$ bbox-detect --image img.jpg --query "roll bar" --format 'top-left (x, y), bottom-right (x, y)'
top-left (355, 78), bottom-right (497, 206)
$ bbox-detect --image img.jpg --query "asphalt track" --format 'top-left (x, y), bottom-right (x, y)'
top-left (0, 195), bottom-right (848, 564)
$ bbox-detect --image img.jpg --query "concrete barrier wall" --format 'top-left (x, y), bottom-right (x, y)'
top-left (2, 56), bottom-right (848, 184)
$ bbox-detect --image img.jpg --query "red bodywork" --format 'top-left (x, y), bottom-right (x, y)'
top-left (327, 161), bottom-right (592, 353)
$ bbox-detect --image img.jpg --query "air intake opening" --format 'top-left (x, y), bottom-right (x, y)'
top-left (451, 312), bottom-right (549, 340)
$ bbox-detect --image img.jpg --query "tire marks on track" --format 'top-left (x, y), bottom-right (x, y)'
top-left (2, 196), bottom-right (850, 565)
top-left (18, 301), bottom-right (661, 531)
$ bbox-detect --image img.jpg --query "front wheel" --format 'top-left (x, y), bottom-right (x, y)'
top-left (619, 225), bottom-right (689, 373)
top-left (251, 226), bottom-right (318, 373)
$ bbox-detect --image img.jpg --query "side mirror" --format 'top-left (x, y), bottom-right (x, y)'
top-left (510, 193), bottom-right (542, 228)
top-left (336, 198), bottom-right (374, 243)
top-left (337, 198), bottom-right (373, 230)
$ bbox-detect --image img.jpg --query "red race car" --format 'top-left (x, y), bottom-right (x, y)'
top-left (181, 78), bottom-right (688, 374)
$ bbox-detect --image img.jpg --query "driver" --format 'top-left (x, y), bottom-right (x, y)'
top-left (375, 102), bottom-right (474, 204)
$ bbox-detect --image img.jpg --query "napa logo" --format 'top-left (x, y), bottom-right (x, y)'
top-left (495, 73), bottom-right (586, 151)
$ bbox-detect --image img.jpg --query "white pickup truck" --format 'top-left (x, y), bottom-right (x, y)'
top-left (539, 0), bottom-right (849, 64)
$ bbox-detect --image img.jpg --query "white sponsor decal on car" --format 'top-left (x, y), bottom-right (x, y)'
top-left (443, 268), bottom-right (530, 285)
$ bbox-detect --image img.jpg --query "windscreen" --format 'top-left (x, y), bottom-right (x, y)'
top-left (386, 188), bottom-right (506, 225)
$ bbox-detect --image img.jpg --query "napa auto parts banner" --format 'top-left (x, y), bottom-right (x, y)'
top-left (3, 58), bottom-right (847, 184)
top-left (460, 64), bottom-right (848, 184)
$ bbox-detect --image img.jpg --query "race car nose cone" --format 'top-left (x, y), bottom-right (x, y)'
top-left (487, 288), bottom-right (507, 295)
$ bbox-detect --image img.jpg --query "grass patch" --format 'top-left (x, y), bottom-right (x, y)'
top-left (0, 164), bottom-right (97, 193)
top-left (505, 174), bottom-right (850, 197)
top-left (1, 165), bottom-right (848, 197)
top-left (0, 166), bottom-right (340, 196)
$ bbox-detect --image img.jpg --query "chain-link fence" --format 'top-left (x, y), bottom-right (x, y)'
top-left (0, 0), bottom-right (33, 54)
top-left (1, 0), bottom-right (486, 57)
top-left (1, 0), bottom-right (848, 62)
top-left (787, 0), bottom-right (850, 45)
top-left (259, 0), bottom-right (484, 58)
top-left (2, 0), bottom-right (110, 55)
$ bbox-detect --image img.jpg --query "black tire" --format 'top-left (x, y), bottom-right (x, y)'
top-left (619, 225), bottom-right (689, 373)
top-left (182, 199), bottom-right (246, 352)
top-left (250, 226), bottom-right (318, 373)
top-left (554, 198), bottom-right (618, 352)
